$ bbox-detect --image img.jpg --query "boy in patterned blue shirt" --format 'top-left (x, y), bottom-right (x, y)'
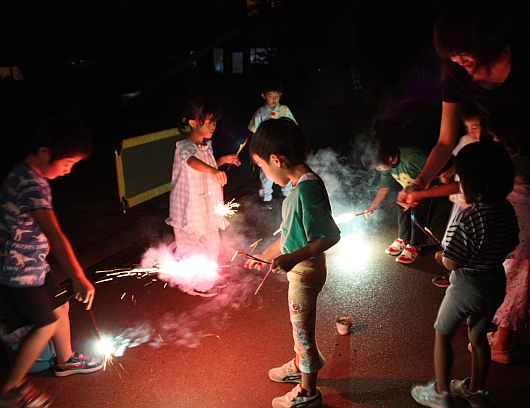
top-left (0, 115), bottom-right (103, 407)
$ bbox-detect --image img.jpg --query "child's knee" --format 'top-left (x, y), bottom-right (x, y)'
top-left (468, 329), bottom-right (487, 347)
top-left (53, 301), bottom-right (70, 318)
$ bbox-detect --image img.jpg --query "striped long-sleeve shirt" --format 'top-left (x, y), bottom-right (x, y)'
top-left (443, 199), bottom-right (519, 270)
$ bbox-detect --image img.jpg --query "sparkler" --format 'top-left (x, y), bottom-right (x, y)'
top-left (254, 268), bottom-right (272, 295)
top-left (89, 309), bottom-right (115, 370)
top-left (333, 201), bottom-right (398, 225)
top-left (226, 138), bottom-right (248, 171)
top-left (213, 198), bottom-right (240, 217)
top-left (410, 215), bottom-right (444, 250)
top-left (231, 250), bottom-right (306, 294)
top-left (250, 238), bottom-right (262, 252)
top-left (353, 200), bottom-right (397, 217)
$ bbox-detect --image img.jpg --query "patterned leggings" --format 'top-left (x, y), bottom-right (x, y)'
top-left (287, 254), bottom-right (327, 373)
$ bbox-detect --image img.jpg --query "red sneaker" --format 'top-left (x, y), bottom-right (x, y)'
top-left (385, 239), bottom-right (408, 256)
top-left (396, 245), bottom-right (421, 264)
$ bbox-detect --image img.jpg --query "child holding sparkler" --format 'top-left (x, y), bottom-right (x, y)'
top-left (411, 141), bottom-right (519, 408)
top-left (0, 115), bottom-right (103, 407)
top-left (474, 102), bottom-right (530, 365)
top-left (246, 118), bottom-right (340, 408)
top-left (248, 80), bottom-right (297, 210)
top-left (361, 137), bottom-right (430, 264)
top-left (166, 97), bottom-right (240, 297)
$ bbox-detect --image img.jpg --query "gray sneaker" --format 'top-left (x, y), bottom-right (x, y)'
top-left (268, 359), bottom-right (302, 383)
top-left (411, 380), bottom-right (452, 408)
top-left (450, 378), bottom-right (490, 408)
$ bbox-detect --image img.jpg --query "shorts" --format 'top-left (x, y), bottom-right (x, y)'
top-left (434, 266), bottom-right (506, 335)
top-left (0, 271), bottom-right (68, 332)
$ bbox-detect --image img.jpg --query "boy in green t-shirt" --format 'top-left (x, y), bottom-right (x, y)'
top-left (362, 137), bottom-right (430, 264)
top-left (246, 118), bottom-right (340, 408)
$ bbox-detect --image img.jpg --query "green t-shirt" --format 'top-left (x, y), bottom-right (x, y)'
top-left (280, 174), bottom-right (341, 255)
top-left (380, 147), bottom-right (427, 189)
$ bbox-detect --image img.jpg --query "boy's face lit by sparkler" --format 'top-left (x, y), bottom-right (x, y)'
top-left (252, 154), bottom-right (289, 186)
top-left (42, 154), bottom-right (84, 179)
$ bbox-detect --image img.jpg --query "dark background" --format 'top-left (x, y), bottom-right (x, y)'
top-left (1, 0), bottom-right (528, 181)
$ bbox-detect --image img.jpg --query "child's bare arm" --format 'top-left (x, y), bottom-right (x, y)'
top-left (31, 209), bottom-right (95, 310)
top-left (271, 235), bottom-right (340, 274)
top-left (245, 238), bottom-right (281, 270)
top-left (365, 187), bottom-right (388, 218)
top-left (435, 250), bottom-right (459, 271)
top-left (187, 156), bottom-right (227, 185)
top-left (217, 154), bottom-right (241, 167)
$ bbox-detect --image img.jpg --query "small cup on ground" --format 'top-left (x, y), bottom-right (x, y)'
top-left (336, 317), bottom-right (353, 335)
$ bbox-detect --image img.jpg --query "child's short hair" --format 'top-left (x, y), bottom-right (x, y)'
top-left (250, 118), bottom-right (306, 165)
top-left (486, 102), bottom-right (530, 156)
top-left (180, 97), bottom-right (223, 129)
top-left (455, 141), bottom-right (514, 204)
top-left (261, 80), bottom-right (283, 95)
top-left (29, 115), bottom-right (92, 161)
top-left (361, 137), bottom-right (399, 170)
top-left (461, 101), bottom-right (481, 121)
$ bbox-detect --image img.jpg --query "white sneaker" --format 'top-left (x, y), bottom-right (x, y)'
top-left (268, 359), bottom-right (302, 383)
top-left (411, 380), bottom-right (452, 408)
top-left (450, 378), bottom-right (490, 408)
top-left (272, 384), bottom-right (322, 408)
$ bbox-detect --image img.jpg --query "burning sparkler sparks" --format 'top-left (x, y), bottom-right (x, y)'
top-left (333, 201), bottom-right (399, 225)
top-left (213, 198), bottom-right (240, 217)
top-left (333, 231), bottom-right (371, 269)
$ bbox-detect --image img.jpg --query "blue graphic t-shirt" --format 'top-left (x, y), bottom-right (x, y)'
top-left (0, 163), bottom-right (52, 287)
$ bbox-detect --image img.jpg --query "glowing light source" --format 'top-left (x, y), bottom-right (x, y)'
top-left (96, 336), bottom-right (116, 370)
top-left (333, 212), bottom-right (356, 224)
top-left (333, 231), bottom-right (371, 269)
top-left (213, 198), bottom-right (240, 217)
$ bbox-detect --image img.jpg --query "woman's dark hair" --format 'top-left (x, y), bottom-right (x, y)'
top-left (361, 136), bottom-right (399, 170)
top-left (455, 141), bottom-right (514, 204)
top-left (249, 118), bottom-right (306, 165)
top-left (487, 102), bottom-right (530, 156)
top-left (461, 100), bottom-right (481, 121)
top-left (434, 2), bottom-right (511, 81)
top-left (180, 97), bottom-right (222, 130)
top-left (28, 114), bottom-right (92, 161)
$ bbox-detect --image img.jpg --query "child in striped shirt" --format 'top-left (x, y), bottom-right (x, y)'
top-left (412, 141), bottom-right (519, 408)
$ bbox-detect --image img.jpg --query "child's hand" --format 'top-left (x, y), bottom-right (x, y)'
top-left (439, 171), bottom-right (453, 184)
top-left (221, 154), bottom-right (241, 167)
top-left (398, 188), bottom-right (422, 208)
top-left (244, 253), bottom-right (268, 270)
top-left (434, 250), bottom-right (444, 266)
top-left (270, 253), bottom-right (297, 274)
top-left (72, 275), bottom-right (95, 310)
top-left (210, 168), bottom-right (228, 186)
top-left (364, 207), bottom-right (375, 218)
